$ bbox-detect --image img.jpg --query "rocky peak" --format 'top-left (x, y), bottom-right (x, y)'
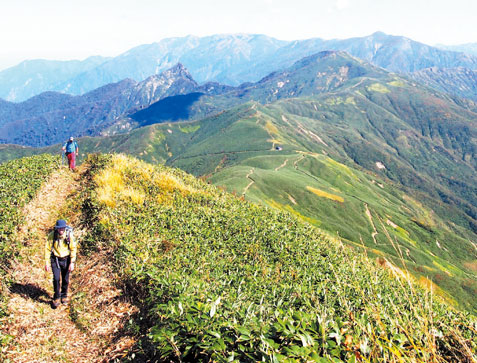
top-left (166, 63), bottom-right (194, 79)
top-left (143, 63), bottom-right (197, 86)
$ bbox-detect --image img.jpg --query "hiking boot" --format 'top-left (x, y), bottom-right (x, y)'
top-left (52, 299), bottom-right (61, 308)
top-left (61, 296), bottom-right (69, 305)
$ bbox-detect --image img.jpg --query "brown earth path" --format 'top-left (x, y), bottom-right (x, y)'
top-left (0, 165), bottom-right (137, 362)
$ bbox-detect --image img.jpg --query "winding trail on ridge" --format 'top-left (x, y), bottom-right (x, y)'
top-left (242, 168), bottom-right (255, 196)
top-left (275, 159), bottom-right (289, 172)
top-left (1, 165), bottom-right (136, 362)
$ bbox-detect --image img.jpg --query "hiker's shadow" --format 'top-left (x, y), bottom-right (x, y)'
top-left (9, 283), bottom-right (51, 305)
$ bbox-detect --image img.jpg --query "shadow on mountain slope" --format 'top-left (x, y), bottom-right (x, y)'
top-left (131, 92), bottom-right (204, 126)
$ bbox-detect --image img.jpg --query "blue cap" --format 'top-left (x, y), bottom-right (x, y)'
top-left (55, 219), bottom-right (67, 229)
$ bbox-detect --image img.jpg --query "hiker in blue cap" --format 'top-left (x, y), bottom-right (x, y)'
top-left (62, 137), bottom-right (79, 170)
top-left (44, 219), bottom-right (77, 308)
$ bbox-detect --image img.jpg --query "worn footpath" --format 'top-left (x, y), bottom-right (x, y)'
top-left (0, 165), bottom-right (137, 362)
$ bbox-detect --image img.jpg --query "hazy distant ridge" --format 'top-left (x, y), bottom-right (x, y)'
top-left (436, 43), bottom-right (477, 56)
top-left (2, 32), bottom-right (477, 102)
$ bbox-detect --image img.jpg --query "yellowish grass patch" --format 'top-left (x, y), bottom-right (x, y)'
top-left (367, 83), bottom-right (390, 93)
top-left (264, 120), bottom-right (279, 135)
top-left (418, 276), bottom-right (457, 306)
top-left (306, 186), bottom-right (344, 203)
top-left (324, 157), bottom-right (358, 180)
top-left (121, 187), bottom-right (146, 205)
top-left (388, 80), bottom-right (406, 87)
top-left (345, 96), bottom-right (356, 105)
top-left (432, 260), bottom-right (453, 276)
top-left (266, 199), bottom-right (320, 226)
top-left (153, 172), bottom-right (196, 195)
top-left (95, 154), bottom-right (199, 208)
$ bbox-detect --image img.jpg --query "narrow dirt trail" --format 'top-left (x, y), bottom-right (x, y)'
top-left (1, 164), bottom-right (139, 362)
top-left (242, 168), bottom-right (255, 196)
top-left (364, 203), bottom-right (378, 245)
top-left (274, 159), bottom-right (288, 172)
top-left (0, 166), bottom-right (105, 362)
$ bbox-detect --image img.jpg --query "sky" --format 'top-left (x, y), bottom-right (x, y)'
top-left (1, 0), bottom-right (476, 71)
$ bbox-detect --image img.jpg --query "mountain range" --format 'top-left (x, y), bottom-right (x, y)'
top-left (2, 32), bottom-right (477, 102)
top-left (2, 50), bottom-right (475, 312)
top-left (4, 44), bottom-right (477, 148)
top-left (0, 32), bottom-right (476, 315)
top-left (0, 64), bottom-right (220, 146)
top-left (0, 51), bottom-right (387, 147)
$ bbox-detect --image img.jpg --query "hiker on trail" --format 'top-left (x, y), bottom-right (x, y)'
top-left (44, 219), bottom-right (77, 308)
top-left (62, 136), bottom-right (79, 170)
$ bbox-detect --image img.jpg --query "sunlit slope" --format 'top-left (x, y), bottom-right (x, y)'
top-left (160, 100), bottom-right (477, 312)
top-left (209, 150), bottom-right (476, 309)
top-left (161, 74), bottom-right (476, 230)
top-left (83, 154), bottom-right (475, 362)
top-left (1, 70), bottom-right (475, 312)
top-left (4, 97), bottom-right (475, 311)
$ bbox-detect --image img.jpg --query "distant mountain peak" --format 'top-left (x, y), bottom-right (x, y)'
top-left (142, 63), bottom-right (197, 87)
top-left (290, 50), bottom-right (356, 70)
top-left (170, 62), bottom-right (187, 72)
top-left (368, 31), bottom-right (405, 40)
top-left (370, 31), bottom-right (387, 37)
top-left (163, 63), bottom-right (194, 78)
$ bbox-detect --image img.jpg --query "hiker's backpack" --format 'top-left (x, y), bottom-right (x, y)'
top-left (53, 226), bottom-right (73, 247)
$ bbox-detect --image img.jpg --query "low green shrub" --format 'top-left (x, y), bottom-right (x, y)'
top-left (0, 154), bottom-right (58, 272)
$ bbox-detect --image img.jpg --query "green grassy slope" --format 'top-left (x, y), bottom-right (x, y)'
top-left (81, 153), bottom-right (476, 362)
top-left (0, 154), bottom-right (58, 269)
top-left (210, 150), bottom-right (476, 310)
top-left (181, 98), bottom-right (477, 312)
top-left (164, 93), bottom-right (476, 312)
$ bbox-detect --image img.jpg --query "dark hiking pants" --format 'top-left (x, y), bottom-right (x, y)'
top-left (51, 255), bottom-right (71, 300)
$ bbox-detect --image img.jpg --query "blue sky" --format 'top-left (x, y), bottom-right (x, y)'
top-left (1, 0), bottom-right (476, 71)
